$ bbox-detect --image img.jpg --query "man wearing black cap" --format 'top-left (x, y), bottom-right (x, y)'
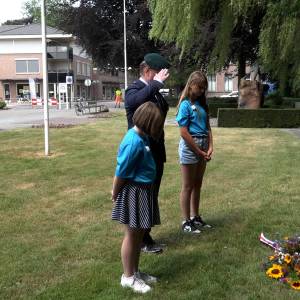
top-left (125, 53), bottom-right (170, 254)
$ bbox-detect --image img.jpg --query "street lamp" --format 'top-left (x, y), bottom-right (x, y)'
top-left (123, 0), bottom-right (128, 89)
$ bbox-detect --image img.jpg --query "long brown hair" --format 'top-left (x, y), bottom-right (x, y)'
top-left (177, 71), bottom-right (208, 112)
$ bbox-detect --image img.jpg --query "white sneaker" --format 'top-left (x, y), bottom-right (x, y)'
top-left (135, 271), bottom-right (157, 284)
top-left (120, 274), bottom-right (151, 293)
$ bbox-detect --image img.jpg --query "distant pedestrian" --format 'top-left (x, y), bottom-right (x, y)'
top-left (114, 89), bottom-right (122, 108)
top-left (176, 71), bottom-right (213, 234)
top-left (112, 102), bottom-right (164, 293)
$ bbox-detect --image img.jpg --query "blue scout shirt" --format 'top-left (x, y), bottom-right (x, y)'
top-left (176, 98), bottom-right (208, 136)
top-left (115, 128), bottom-right (156, 183)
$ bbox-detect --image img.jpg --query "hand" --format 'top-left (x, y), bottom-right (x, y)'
top-left (198, 149), bottom-right (208, 159)
top-left (111, 190), bottom-right (117, 202)
top-left (154, 69), bottom-right (169, 82)
top-left (204, 154), bottom-right (211, 162)
top-left (207, 147), bottom-right (213, 160)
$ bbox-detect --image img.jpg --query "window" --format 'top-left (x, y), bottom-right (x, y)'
top-left (28, 60), bottom-right (39, 73)
top-left (224, 75), bottom-right (233, 92)
top-left (207, 75), bottom-right (216, 92)
top-left (83, 63), bottom-right (87, 76)
top-left (16, 60), bottom-right (27, 73)
top-left (16, 60), bottom-right (39, 73)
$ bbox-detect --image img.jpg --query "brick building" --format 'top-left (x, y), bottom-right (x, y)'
top-left (0, 23), bottom-right (133, 104)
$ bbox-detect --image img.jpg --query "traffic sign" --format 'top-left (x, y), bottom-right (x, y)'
top-left (84, 79), bottom-right (92, 86)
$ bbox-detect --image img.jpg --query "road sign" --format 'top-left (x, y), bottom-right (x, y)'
top-left (59, 83), bottom-right (67, 93)
top-left (84, 79), bottom-right (92, 86)
top-left (66, 76), bottom-right (73, 84)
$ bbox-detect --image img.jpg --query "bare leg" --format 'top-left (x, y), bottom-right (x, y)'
top-left (121, 226), bottom-right (145, 277)
top-left (180, 164), bottom-right (197, 220)
top-left (134, 229), bottom-right (146, 272)
top-left (190, 160), bottom-right (206, 217)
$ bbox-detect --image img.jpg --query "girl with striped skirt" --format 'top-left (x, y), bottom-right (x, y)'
top-left (111, 102), bottom-right (164, 293)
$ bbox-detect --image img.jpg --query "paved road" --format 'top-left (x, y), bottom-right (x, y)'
top-left (0, 101), bottom-right (124, 131)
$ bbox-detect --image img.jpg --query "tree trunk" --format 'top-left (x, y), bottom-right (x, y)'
top-left (237, 53), bottom-right (246, 88)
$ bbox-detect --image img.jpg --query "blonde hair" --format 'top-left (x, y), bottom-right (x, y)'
top-left (133, 102), bottom-right (164, 140)
top-left (177, 71), bottom-right (208, 111)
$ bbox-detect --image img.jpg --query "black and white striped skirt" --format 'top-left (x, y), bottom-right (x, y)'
top-left (112, 182), bottom-right (160, 229)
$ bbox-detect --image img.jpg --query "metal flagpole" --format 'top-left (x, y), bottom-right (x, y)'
top-left (41, 0), bottom-right (50, 155)
top-left (123, 0), bottom-right (128, 89)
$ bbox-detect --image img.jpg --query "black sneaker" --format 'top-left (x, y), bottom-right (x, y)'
top-left (141, 244), bottom-right (163, 254)
top-left (182, 220), bottom-right (201, 234)
top-left (191, 215), bottom-right (212, 228)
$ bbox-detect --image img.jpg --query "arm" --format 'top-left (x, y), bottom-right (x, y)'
top-left (206, 115), bottom-right (213, 160)
top-left (111, 176), bottom-right (127, 202)
top-left (180, 126), bottom-right (208, 159)
top-left (125, 80), bottom-right (164, 108)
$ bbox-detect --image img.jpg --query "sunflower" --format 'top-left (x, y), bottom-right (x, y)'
top-left (284, 254), bottom-right (292, 264)
top-left (268, 255), bottom-right (276, 261)
top-left (290, 281), bottom-right (300, 290)
top-left (266, 265), bottom-right (284, 279)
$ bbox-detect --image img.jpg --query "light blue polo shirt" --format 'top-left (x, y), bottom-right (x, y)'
top-left (115, 128), bottom-right (156, 183)
top-left (176, 98), bottom-right (208, 136)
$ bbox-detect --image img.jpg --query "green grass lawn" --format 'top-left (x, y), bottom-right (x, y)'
top-left (1, 109), bottom-right (300, 299)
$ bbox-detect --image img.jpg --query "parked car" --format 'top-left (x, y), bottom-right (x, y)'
top-left (159, 88), bottom-right (170, 97)
top-left (220, 91), bottom-right (239, 98)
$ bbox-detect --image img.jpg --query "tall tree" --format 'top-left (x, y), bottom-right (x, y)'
top-left (258, 0), bottom-right (300, 95)
top-left (149, 0), bottom-right (300, 95)
top-left (149, 0), bottom-right (263, 81)
top-left (22, 0), bottom-right (69, 28)
top-left (59, 0), bottom-right (159, 68)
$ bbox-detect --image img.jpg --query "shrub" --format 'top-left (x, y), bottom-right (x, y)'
top-left (218, 108), bottom-right (300, 128)
top-left (165, 96), bottom-right (178, 107)
top-left (208, 103), bottom-right (237, 118)
top-left (0, 101), bottom-right (7, 110)
top-left (208, 97), bottom-right (238, 104)
top-left (264, 92), bottom-right (283, 106)
top-left (166, 96), bottom-right (238, 109)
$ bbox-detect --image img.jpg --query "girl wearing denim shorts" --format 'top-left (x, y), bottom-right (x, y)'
top-left (176, 71), bottom-right (213, 234)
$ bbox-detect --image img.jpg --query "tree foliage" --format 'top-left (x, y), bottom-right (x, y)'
top-left (58, 0), bottom-right (159, 68)
top-left (259, 0), bottom-right (300, 95)
top-left (19, 0), bottom-right (160, 68)
top-left (149, 0), bottom-right (300, 95)
top-left (22, 0), bottom-right (68, 28)
top-left (2, 17), bottom-right (34, 25)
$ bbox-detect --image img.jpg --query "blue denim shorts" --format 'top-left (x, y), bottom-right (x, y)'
top-left (178, 136), bottom-right (208, 164)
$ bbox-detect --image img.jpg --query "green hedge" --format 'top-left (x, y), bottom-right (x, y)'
top-left (165, 96), bottom-right (238, 109)
top-left (165, 96), bottom-right (178, 107)
top-left (218, 109), bottom-right (300, 128)
top-left (0, 101), bottom-right (6, 110)
top-left (208, 97), bottom-right (238, 104)
top-left (208, 103), bottom-right (237, 117)
top-left (263, 94), bottom-right (300, 108)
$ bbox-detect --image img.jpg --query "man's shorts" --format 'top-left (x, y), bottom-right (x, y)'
top-left (178, 136), bottom-right (208, 164)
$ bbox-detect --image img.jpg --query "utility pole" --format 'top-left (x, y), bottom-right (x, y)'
top-left (123, 0), bottom-right (128, 89)
top-left (41, 0), bottom-right (50, 155)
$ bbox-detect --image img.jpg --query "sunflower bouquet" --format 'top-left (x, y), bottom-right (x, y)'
top-left (260, 233), bottom-right (300, 291)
